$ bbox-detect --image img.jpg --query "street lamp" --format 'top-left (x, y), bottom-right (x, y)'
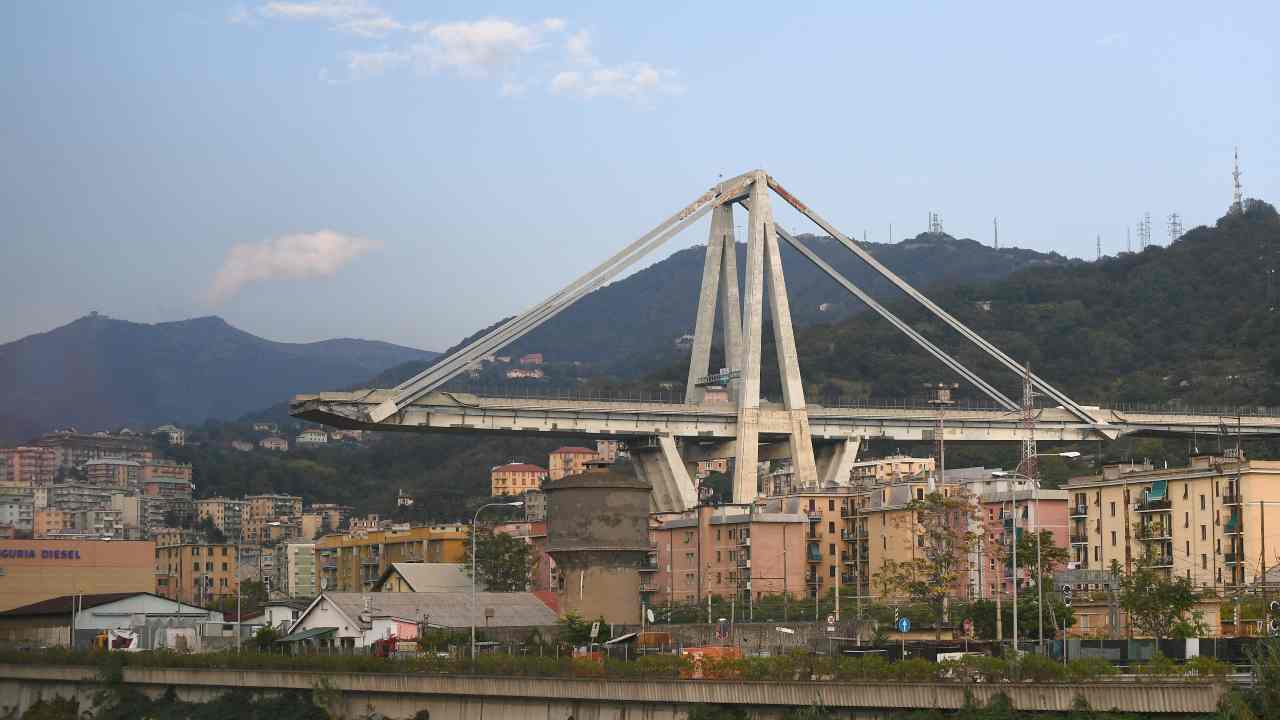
top-left (472, 501), bottom-right (524, 660)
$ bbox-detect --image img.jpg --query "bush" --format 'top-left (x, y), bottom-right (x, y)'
top-left (961, 655), bottom-right (1011, 682)
top-left (1014, 653), bottom-right (1066, 682)
top-left (1134, 652), bottom-right (1180, 677)
top-left (1184, 655), bottom-right (1231, 678)
top-left (893, 658), bottom-right (938, 682)
top-left (833, 654), bottom-right (893, 681)
top-left (1065, 656), bottom-right (1118, 681)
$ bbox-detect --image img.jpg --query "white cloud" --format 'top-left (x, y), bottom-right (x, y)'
top-left (415, 18), bottom-right (557, 77)
top-left (565, 29), bottom-right (596, 65)
top-left (258, 0), bottom-right (402, 37)
top-left (542, 18), bottom-right (566, 32)
top-left (206, 230), bottom-right (380, 303)
top-left (347, 48), bottom-right (408, 78)
top-left (550, 63), bottom-right (682, 103)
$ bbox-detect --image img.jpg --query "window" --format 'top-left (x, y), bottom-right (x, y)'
top-left (1109, 502), bottom-right (1115, 517)
top-left (221, 563), bottom-right (228, 571)
top-left (828, 521), bottom-right (835, 534)
top-left (1184, 512), bottom-right (1189, 528)
top-left (716, 551), bottom-right (721, 562)
top-left (1111, 531), bottom-right (1116, 546)
top-left (1201, 525), bottom-right (1207, 541)
top-left (1094, 546), bottom-right (1100, 561)
top-left (221, 547), bottom-right (228, 556)
top-left (1200, 495), bottom-right (1206, 510)
top-left (809, 499), bottom-right (816, 512)
top-left (1186, 541), bottom-right (1191, 557)
top-left (715, 529), bottom-right (721, 540)
top-left (828, 499), bottom-right (835, 512)
top-left (829, 543), bottom-right (836, 556)
top-left (916, 488), bottom-right (924, 500)
top-left (882, 537), bottom-right (887, 549)
top-left (1215, 481), bottom-right (1220, 497)
top-left (1183, 483), bottom-right (1188, 499)
top-left (685, 552), bottom-right (694, 562)
top-left (193, 562), bottom-right (199, 571)
top-left (829, 565), bottom-right (836, 577)
top-left (716, 572), bottom-right (722, 583)
top-left (1216, 539), bottom-right (1221, 553)
top-left (206, 562), bottom-right (213, 572)
top-left (1202, 554), bottom-right (1208, 570)
top-left (684, 531), bottom-right (693, 544)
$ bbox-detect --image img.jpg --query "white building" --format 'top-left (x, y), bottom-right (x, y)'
top-left (0, 592), bottom-right (222, 649)
top-left (152, 425), bottom-right (185, 447)
top-left (295, 429), bottom-right (328, 446)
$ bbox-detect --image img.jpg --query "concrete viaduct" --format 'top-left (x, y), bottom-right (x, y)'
top-left (291, 170), bottom-right (1280, 512)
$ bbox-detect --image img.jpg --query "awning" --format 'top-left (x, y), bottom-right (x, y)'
top-left (278, 627), bottom-right (337, 643)
top-left (604, 632), bottom-right (639, 645)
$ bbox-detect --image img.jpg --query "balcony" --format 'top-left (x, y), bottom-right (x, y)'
top-left (806, 510), bottom-right (822, 521)
top-left (737, 536), bottom-right (751, 547)
top-left (1139, 555), bottom-right (1173, 568)
top-left (737, 557), bottom-right (750, 568)
top-left (1135, 499), bottom-right (1172, 513)
top-left (639, 560), bottom-right (658, 573)
top-left (1069, 504), bottom-right (1089, 518)
top-left (1222, 493), bottom-right (1243, 505)
top-left (1224, 553), bottom-right (1241, 565)
top-left (1069, 533), bottom-right (1089, 545)
top-left (1137, 525), bottom-right (1171, 540)
top-left (1225, 517), bottom-right (1243, 535)
top-left (639, 582), bottom-right (657, 593)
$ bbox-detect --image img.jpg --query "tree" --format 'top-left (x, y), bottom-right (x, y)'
top-left (874, 491), bottom-right (979, 637)
top-left (465, 528), bottom-right (535, 591)
top-left (197, 515), bottom-right (227, 544)
top-left (1118, 567), bottom-right (1202, 640)
top-left (555, 611), bottom-right (596, 646)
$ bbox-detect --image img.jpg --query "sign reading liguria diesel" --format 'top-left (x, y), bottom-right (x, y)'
top-left (0, 548), bottom-right (83, 559)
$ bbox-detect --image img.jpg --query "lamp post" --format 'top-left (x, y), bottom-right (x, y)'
top-left (472, 501), bottom-right (524, 660)
top-left (995, 451), bottom-right (1079, 655)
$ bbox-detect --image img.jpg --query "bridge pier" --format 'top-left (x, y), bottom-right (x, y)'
top-left (627, 436), bottom-right (697, 513)
top-left (814, 437), bottom-right (860, 487)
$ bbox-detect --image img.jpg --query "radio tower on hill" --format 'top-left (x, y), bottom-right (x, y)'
top-left (1137, 213), bottom-right (1152, 249)
top-left (1168, 213), bottom-right (1183, 244)
top-left (1231, 146), bottom-right (1245, 214)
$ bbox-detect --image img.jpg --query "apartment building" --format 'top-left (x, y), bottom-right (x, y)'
top-left (195, 497), bottom-right (247, 540)
top-left (35, 432), bottom-right (152, 471)
top-left (314, 524), bottom-right (468, 592)
top-left (139, 460), bottom-right (193, 485)
top-left (33, 509), bottom-right (71, 537)
top-left (274, 542), bottom-right (318, 598)
top-left (307, 504), bottom-right (352, 535)
top-left (296, 428), bottom-right (328, 446)
top-left (648, 505), bottom-right (808, 606)
top-left (490, 463), bottom-right (547, 497)
top-left (259, 437), bottom-right (288, 452)
top-left (243, 494), bottom-right (303, 545)
top-left (155, 542), bottom-right (239, 606)
top-left (1064, 454), bottom-right (1280, 590)
top-left (548, 447), bottom-right (597, 481)
top-left (83, 459), bottom-right (140, 490)
top-left (152, 425), bottom-right (185, 447)
top-left (850, 455), bottom-right (935, 485)
top-left (0, 489), bottom-right (34, 535)
top-left (0, 447), bottom-right (57, 486)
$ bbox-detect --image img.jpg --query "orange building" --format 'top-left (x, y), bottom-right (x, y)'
top-left (0, 448), bottom-right (57, 486)
top-left (490, 463), bottom-right (547, 497)
top-left (548, 447), bottom-right (597, 481)
top-left (33, 510), bottom-right (71, 538)
top-left (0, 539), bottom-right (157, 611)
top-left (154, 543), bottom-right (239, 606)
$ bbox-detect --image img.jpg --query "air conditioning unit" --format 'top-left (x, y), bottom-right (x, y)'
top-left (745, 559), bottom-right (751, 569)
top-left (744, 537), bottom-right (751, 547)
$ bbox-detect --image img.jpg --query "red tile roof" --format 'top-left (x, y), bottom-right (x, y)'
top-left (494, 463), bottom-right (545, 473)
top-left (552, 447), bottom-right (596, 455)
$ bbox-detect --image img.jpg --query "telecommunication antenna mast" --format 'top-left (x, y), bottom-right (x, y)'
top-left (1020, 364), bottom-right (1039, 481)
top-left (994, 217), bottom-right (999, 249)
top-left (1096, 234), bottom-right (1102, 261)
top-left (1231, 146), bottom-right (1244, 214)
top-left (1168, 213), bottom-right (1183, 244)
top-left (929, 212), bottom-right (944, 235)
top-left (1137, 213), bottom-right (1152, 249)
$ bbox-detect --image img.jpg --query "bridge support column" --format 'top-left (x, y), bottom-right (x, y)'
top-left (814, 437), bottom-right (860, 487)
top-left (628, 436), bottom-right (697, 513)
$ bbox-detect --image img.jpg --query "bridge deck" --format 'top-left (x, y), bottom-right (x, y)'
top-left (292, 390), bottom-right (1280, 443)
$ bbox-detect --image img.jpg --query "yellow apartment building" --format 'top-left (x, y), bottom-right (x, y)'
top-left (314, 524), bottom-right (469, 592)
top-left (1064, 454), bottom-right (1280, 590)
top-left (490, 463), bottom-right (547, 497)
top-left (154, 542), bottom-right (239, 606)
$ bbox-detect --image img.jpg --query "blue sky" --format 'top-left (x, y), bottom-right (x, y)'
top-left (3, 1), bottom-right (1276, 350)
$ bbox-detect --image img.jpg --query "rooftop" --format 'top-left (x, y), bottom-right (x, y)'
top-left (311, 591), bottom-right (558, 630)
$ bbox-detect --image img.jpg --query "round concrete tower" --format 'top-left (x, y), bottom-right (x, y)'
top-left (543, 464), bottom-right (651, 625)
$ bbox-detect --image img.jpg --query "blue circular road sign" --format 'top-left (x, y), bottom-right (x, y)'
top-left (897, 617), bottom-right (911, 633)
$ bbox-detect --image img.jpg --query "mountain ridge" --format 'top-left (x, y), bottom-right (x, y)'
top-left (0, 313), bottom-right (437, 443)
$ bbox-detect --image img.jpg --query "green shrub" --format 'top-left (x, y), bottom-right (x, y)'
top-left (893, 658), bottom-right (937, 682)
top-left (1014, 653), bottom-right (1066, 682)
top-left (833, 654), bottom-right (892, 680)
top-left (1184, 655), bottom-right (1230, 678)
top-left (961, 655), bottom-right (1010, 682)
top-left (1064, 656), bottom-right (1117, 681)
top-left (1134, 652), bottom-right (1180, 677)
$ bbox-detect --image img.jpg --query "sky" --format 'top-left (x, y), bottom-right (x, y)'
top-left (3, 1), bottom-right (1277, 351)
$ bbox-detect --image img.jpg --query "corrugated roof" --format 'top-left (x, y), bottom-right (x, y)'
top-left (0, 592), bottom-right (160, 617)
top-left (319, 591), bottom-right (558, 630)
top-left (372, 563), bottom-right (473, 593)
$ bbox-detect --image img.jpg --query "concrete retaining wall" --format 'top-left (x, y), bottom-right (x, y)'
top-left (0, 663), bottom-right (1228, 720)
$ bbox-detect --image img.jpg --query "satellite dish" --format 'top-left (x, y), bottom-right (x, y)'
top-left (646, 608), bottom-right (655, 623)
